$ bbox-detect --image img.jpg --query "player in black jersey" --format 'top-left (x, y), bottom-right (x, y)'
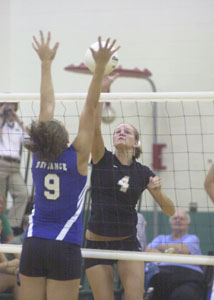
top-left (85, 75), bottom-right (175, 300)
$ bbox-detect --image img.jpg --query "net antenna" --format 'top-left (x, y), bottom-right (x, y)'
top-left (64, 63), bottom-right (157, 123)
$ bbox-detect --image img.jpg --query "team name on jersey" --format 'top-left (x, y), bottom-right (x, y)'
top-left (35, 161), bottom-right (68, 171)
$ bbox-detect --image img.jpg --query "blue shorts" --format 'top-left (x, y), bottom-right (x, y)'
top-left (20, 237), bottom-right (82, 280)
top-left (84, 235), bottom-right (141, 269)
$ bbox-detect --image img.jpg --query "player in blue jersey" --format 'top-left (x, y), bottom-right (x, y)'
top-left (19, 31), bottom-right (120, 300)
top-left (84, 75), bottom-right (175, 300)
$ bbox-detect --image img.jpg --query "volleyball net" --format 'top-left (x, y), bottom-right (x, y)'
top-left (1, 92), bottom-right (214, 266)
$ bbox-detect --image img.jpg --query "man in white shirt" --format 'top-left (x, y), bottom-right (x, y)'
top-left (0, 102), bottom-right (28, 230)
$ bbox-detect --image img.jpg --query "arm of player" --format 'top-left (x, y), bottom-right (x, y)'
top-left (0, 103), bottom-right (6, 125)
top-left (204, 165), bottom-right (214, 203)
top-left (32, 31), bottom-right (59, 122)
top-left (0, 103), bottom-right (7, 138)
top-left (147, 176), bottom-right (175, 216)
top-left (91, 74), bottom-right (119, 164)
top-left (73, 37), bottom-right (120, 175)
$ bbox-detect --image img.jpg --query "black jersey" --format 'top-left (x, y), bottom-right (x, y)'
top-left (87, 149), bottom-right (155, 237)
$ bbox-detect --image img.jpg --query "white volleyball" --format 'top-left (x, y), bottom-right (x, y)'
top-left (84, 41), bottom-right (119, 75)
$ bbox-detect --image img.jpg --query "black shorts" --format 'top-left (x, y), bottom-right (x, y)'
top-left (20, 237), bottom-right (82, 280)
top-left (84, 235), bottom-right (141, 269)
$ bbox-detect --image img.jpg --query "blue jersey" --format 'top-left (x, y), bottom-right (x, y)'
top-left (25, 145), bottom-right (87, 246)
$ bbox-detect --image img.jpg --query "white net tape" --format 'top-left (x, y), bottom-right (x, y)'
top-left (0, 92), bottom-right (214, 102)
top-left (1, 244), bottom-right (214, 266)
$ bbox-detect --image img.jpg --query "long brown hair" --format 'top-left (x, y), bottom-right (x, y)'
top-left (129, 124), bottom-right (142, 159)
top-left (25, 120), bottom-right (68, 161)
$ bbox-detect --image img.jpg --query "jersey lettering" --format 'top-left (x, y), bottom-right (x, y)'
top-left (36, 161), bottom-right (67, 171)
top-left (44, 174), bottom-right (60, 200)
top-left (118, 176), bottom-right (130, 193)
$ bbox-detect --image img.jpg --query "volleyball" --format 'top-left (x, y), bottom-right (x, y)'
top-left (84, 41), bottom-right (119, 75)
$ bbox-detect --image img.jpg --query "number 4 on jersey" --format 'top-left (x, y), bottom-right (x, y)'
top-left (118, 176), bottom-right (130, 193)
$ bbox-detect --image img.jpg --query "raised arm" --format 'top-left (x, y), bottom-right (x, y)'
top-left (32, 31), bottom-right (59, 122)
top-left (91, 74), bottom-right (119, 164)
top-left (204, 165), bottom-right (214, 203)
top-left (0, 104), bottom-right (6, 138)
top-left (147, 176), bottom-right (175, 216)
top-left (73, 37), bottom-right (120, 175)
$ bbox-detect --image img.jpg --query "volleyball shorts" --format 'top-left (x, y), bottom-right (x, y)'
top-left (84, 235), bottom-right (141, 269)
top-left (20, 237), bottom-right (82, 280)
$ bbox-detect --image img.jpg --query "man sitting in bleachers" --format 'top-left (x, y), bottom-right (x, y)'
top-left (145, 210), bottom-right (204, 300)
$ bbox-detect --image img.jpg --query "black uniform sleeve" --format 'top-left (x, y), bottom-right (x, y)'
top-left (142, 165), bottom-right (156, 187)
top-left (91, 148), bottom-right (112, 166)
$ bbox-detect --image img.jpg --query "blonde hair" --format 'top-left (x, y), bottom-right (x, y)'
top-left (130, 124), bottom-right (142, 159)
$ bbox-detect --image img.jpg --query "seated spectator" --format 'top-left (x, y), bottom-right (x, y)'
top-left (0, 195), bottom-right (14, 243)
top-left (0, 209), bottom-right (20, 299)
top-left (145, 210), bottom-right (204, 300)
top-left (0, 252), bottom-right (20, 299)
top-left (6, 214), bottom-right (29, 260)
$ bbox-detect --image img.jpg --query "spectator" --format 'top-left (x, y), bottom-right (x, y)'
top-left (0, 252), bottom-right (20, 299)
top-left (0, 253), bottom-right (19, 300)
top-left (0, 103), bottom-right (29, 232)
top-left (0, 195), bottom-right (14, 243)
top-left (0, 205), bottom-right (20, 299)
top-left (6, 214), bottom-right (29, 260)
top-left (145, 210), bottom-right (204, 300)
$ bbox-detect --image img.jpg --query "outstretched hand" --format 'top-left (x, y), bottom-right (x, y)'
top-left (32, 31), bottom-right (59, 62)
top-left (90, 36), bottom-right (120, 69)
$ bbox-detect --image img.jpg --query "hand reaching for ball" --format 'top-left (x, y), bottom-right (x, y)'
top-left (85, 37), bottom-right (120, 75)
